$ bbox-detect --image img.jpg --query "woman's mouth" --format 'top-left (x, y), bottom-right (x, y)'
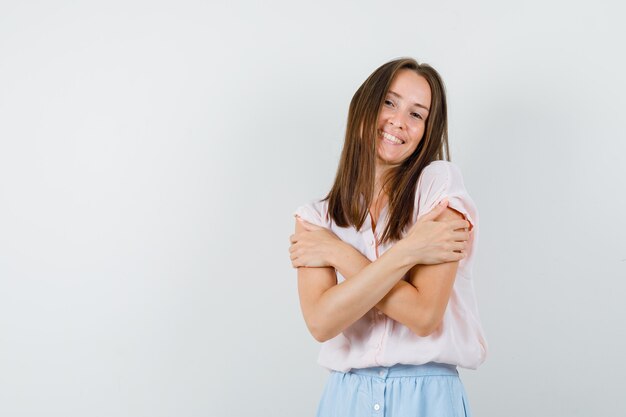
top-left (380, 131), bottom-right (405, 145)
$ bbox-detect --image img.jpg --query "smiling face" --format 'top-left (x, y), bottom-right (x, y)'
top-left (376, 69), bottom-right (432, 168)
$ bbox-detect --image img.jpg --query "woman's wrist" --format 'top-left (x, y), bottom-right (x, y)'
top-left (391, 239), bottom-right (422, 268)
top-left (325, 239), bottom-right (350, 269)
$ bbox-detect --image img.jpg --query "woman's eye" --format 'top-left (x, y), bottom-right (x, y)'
top-left (384, 99), bottom-right (394, 106)
top-left (411, 113), bottom-right (423, 120)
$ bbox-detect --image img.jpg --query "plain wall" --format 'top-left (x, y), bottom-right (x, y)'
top-left (1, 1), bottom-right (625, 416)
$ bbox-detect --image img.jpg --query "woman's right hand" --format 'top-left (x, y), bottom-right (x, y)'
top-left (399, 199), bottom-right (471, 265)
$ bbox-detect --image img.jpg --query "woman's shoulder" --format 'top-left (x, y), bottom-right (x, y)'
top-left (292, 198), bottom-right (330, 228)
top-left (415, 159), bottom-right (477, 227)
top-left (417, 160), bottom-right (466, 192)
top-left (421, 160), bottom-right (463, 180)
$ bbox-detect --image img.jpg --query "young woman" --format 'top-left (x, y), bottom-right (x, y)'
top-left (289, 58), bottom-right (487, 417)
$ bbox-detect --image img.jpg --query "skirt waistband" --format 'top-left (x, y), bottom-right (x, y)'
top-left (346, 362), bottom-right (458, 378)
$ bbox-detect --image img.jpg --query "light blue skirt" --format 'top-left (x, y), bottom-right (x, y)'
top-left (315, 362), bottom-right (472, 417)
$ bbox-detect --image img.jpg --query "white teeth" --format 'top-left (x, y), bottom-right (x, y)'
top-left (382, 131), bottom-right (404, 144)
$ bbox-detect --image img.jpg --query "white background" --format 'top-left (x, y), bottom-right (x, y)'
top-left (1, 1), bottom-right (625, 416)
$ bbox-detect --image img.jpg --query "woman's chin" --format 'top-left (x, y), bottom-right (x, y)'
top-left (376, 153), bottom-right (404, 167)
top-left (377, 142), bottom-right (406, 163)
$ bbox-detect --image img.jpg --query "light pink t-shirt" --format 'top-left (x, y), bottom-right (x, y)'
top-left (293, 160), bottom-right (488, 372)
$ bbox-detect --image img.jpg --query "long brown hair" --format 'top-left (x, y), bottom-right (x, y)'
top-left (323, 57), bottom-right (450, 244)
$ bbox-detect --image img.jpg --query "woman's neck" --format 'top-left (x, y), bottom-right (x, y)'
top-left (371, 164), bottom-right (392, 222)
top-left (373, 161), bottom-right (394, 201)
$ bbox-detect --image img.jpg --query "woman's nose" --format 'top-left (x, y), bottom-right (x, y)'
top-left (388, 114), bottom-right (405, 129)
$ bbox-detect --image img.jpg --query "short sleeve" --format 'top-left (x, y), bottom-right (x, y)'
top-left (414, 161), bottom-right (478, 230)
top-left (292, 199), bottom-right (329, 228)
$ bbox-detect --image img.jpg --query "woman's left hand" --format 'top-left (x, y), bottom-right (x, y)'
top-left (289, 217), bottom-right (341, 268)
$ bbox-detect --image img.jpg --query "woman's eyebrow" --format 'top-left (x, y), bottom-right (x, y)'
top-left (388, 90), bottom-right (430, 111)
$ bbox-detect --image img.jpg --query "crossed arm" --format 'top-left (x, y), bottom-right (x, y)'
top-left (294, 207), bottom-right (466, 342)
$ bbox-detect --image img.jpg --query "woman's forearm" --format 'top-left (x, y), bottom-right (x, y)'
top-left (308, 242), bottom-right (415, 342)
top-left (329, 241), bottom-right (433, 332)
top-left (293, 207), bottom-right (467, 340)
